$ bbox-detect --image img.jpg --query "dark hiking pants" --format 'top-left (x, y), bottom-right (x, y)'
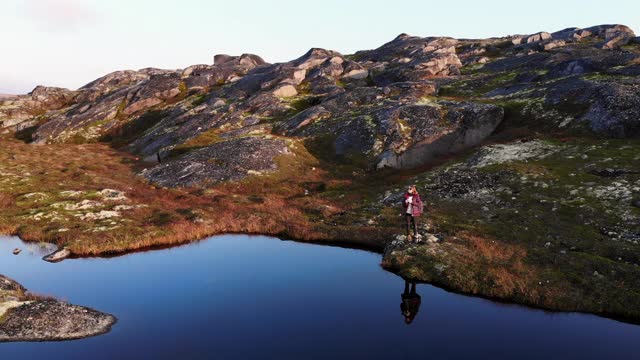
top-left (405, 214), bottom-right (418, 236)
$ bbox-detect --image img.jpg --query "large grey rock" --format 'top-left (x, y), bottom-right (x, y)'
top-left (542, 39), bottom-right (566, 51)
top-left (0, 275), bottom-right (116, 342)
top-left (0, 86), bottom-right (77, 130)
top-left (79, 70), bottom-right (151, 96)
top-left (43, 248), bottom-right (71, 263)
top-left (586, 24), bottom-right (636, 49)
top-left (214, 53), bottom-right (266, 67)
top-left (355, 35), bottom-right (462, 85)
top-left (214, 54), bottom-right (235, 65)
top-left (292, 48), bottom-right (342, 70)
top-left (29, 71), bottom-right (185, 143)
top-left (376, 102), bottom-right (504, 169)
top-left (141, 136), bottom-right (290, 187)
top-left (272, 84), bottom-right (298, 97)
top-left (511, 32), bottom-right (552, 45)
top-left (539, 75), bottom-right (640, 137)
top-left (277, 105), bottom-right (332, 134)
top-left (334, 116), bottom-right (379, 157)
top-left (581, 81), bottom-right (640, 137)
top-left (25, 53), bottom-right (269, 143)
top-left (526, 32), bottom-right (552, 43)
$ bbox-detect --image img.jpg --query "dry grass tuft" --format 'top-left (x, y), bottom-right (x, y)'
top-left (451, 232), bottom-right (542, 299)
top-left (0, 193), bottom-right (14, 209)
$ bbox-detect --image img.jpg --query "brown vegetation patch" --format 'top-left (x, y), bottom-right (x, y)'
top-left (0, 135), bottom-right (390, 256)
top-left (452, 232), bottom-right (541, 298)
top-left (0, 193), bottom-right (14, 209)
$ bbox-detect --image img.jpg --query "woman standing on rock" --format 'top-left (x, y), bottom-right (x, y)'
top-left (403, 185), bottom-right (423, 242)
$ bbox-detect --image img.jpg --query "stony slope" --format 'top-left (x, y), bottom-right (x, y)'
top-left (1, 24), bottom-right (639, 321)
top-left (2, 25), bottom-right (638, 184)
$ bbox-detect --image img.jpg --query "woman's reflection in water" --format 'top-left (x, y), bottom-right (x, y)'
top-left (400, 281), bottom-right (421, 325)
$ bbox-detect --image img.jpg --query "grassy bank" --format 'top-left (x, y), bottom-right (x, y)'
top-left (0, 135), bottom-right (391, 256)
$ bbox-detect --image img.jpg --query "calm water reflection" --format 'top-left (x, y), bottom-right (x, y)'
top-left (0, 235), bottom-right (638, 359)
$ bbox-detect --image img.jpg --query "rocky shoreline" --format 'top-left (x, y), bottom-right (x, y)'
top-left (0, 275), bottom-right (116, 342)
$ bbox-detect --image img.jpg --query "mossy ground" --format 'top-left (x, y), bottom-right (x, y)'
top-left (376, 138), bottom-right (640, 321)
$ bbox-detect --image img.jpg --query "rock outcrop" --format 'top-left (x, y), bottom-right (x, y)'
top-left (43, 248), bottom-right (72, 263)
top-left (0, 275), bottom-right (116, 342)
top-left (375, 102), bottom-right (504, 169)
top-left (0, 86), bottom-right (77, 130)
top-left (1, 23), bottom-right (638, 186)
top-left (141, 136), bottom-right (290, 187)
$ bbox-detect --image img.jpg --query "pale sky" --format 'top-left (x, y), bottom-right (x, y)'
top-left (1, 0), bottom-right (638, 94)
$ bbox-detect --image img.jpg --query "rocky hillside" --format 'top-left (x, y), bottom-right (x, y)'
top-left (1, 24), bottom-right (639, 321)
top-left (1, 24), bottom-right (636, 186)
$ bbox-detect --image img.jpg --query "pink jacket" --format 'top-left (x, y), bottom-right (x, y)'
top-left (403, 193), bottom-right (423, 216)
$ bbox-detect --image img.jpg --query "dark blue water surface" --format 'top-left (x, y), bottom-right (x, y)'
top-left (0, 234), bottom-right (639, 359)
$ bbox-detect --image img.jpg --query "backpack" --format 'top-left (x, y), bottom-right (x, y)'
top-left (412, 195), bottom-right (424, 216)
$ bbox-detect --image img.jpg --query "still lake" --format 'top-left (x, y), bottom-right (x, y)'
top-left (0, 234), bottom-right (638, 359)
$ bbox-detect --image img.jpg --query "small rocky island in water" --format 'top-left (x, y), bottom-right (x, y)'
top-left (0, 23), bottom-right (639, 325)
top-left (0, 275), bottom-right (116, 342)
